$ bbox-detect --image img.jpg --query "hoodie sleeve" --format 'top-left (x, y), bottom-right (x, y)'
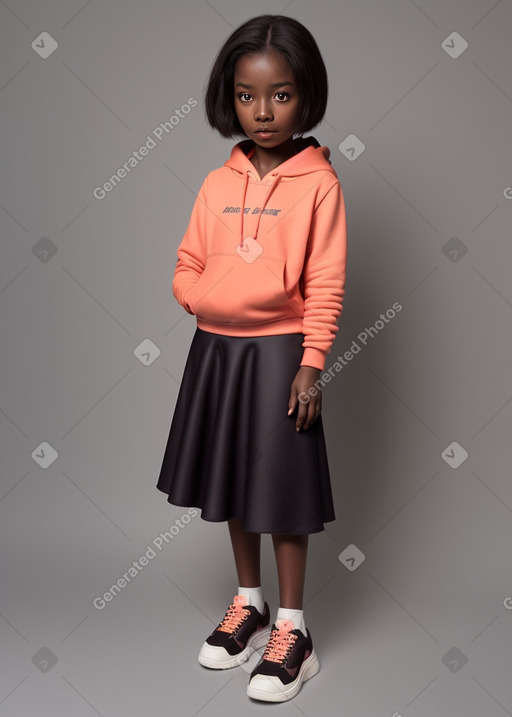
top-left (172, 175), bottom-right (209, 314)
top-left (300, 179), bottom-right (347, 371)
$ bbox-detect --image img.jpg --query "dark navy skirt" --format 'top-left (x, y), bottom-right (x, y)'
top-left (156, 327), bottom-right (336, 534)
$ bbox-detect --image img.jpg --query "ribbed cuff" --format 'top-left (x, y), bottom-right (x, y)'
top-left (300, 347), bottom-right (327, 371)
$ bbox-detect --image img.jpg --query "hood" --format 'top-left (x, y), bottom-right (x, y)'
top-left (224, 137), bottom-right (333, 177)
top-left (224, 137), bottom-right (335, 248)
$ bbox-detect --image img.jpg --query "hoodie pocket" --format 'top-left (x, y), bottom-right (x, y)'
top-left (188, 252), bottom-right (290, 324)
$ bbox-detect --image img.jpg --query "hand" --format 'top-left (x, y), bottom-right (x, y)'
top-left (287, 365), bottom-right (322, 431)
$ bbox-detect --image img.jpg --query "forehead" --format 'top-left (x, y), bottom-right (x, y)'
top-left (233, 50), bottom-right (294, 82)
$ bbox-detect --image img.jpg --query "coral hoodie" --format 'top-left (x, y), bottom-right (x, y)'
top-left (172, 137), bottom-right (347, 371)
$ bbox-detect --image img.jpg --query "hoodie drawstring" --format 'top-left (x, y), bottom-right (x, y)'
top-left (239, 173), bottom-right (282, 248)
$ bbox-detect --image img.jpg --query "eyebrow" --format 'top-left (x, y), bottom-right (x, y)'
top-left (235, 81), bottom-right (294, 89)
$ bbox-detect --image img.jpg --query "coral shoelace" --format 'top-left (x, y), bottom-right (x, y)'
top-left (218, 594), bottom-right (250, 633)
top-left (262, 618), bottom-right (297, 663)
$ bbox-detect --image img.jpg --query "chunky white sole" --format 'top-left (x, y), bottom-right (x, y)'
top-left (198, 625), bottom-right (271, 670)
top-left (246, 649), bottom-right (320, 702)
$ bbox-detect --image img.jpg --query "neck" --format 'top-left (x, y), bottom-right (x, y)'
top-left (249, 137), bottom-right (297, 178)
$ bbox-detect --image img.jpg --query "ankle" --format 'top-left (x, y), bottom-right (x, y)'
top-left (276, 606), bottom-right (306, 634)
top-left (237, 585), bottom-right (264, 614)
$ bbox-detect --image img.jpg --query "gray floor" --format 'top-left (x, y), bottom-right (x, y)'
top-left (1, 0), bottom-right (512, 715)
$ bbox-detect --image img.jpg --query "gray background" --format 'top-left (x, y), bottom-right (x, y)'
top-left (1, 0), bottom-right (511, 715)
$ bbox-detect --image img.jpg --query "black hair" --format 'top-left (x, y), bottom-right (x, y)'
top-left (205, 14), bottom-right (328, 138)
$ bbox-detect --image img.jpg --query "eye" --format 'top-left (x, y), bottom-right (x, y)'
top-left (274, 92), bottom-right (290, 101)
top-left (238, 93), bottom-right (252, 102)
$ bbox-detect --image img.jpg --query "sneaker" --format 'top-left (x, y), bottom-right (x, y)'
top-left (198, 594), bottom-right (271, 670)
top-left (246, 617), bottom-right (320, 702)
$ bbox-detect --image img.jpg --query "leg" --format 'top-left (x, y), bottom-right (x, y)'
top-left (271, 534), bottom-right (309, 609)
top-left (247, 533), bottom-right (319, 703)
top-left (228, 517), bottom-right (261, 586)
top-left (198, 519), bottom-right (265, 671)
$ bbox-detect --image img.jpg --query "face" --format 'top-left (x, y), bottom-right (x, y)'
top-left (233, 50), bottom-right (300, 149)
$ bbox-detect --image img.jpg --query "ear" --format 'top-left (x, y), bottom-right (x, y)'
top-left (319, 145), bottom-right (331, 163)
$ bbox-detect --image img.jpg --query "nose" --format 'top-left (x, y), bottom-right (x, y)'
top-left (254, 98), bottom-right (273, 122)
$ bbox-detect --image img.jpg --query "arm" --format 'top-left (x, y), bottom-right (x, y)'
top-left (172, 174), bottom-right (209, 314)
top-left (288, 180), bottom-right (347, 431)
top-left (300, 179), bottom-right (348, 371)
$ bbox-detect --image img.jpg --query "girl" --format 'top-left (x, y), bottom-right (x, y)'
top-left (157, 14), bottom-right (347, 703)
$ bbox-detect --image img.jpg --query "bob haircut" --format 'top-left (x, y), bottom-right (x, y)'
top-left (205, 14), bottom-right (328, 138)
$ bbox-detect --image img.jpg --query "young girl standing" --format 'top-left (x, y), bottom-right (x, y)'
top-left (157, 14), bottom-right (347, 703)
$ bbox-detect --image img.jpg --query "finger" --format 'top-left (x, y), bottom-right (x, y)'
top-left (295, 397), bottom-right (309, 431)
top-left (300, 397), bottom-right (319, 431)
top-left (288, 384), bottom-right (298, 416)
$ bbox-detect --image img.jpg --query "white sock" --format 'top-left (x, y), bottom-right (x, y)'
top-left (237, 585), bottom-right (264, 615)
top-left (276, 606), bottom-right (306, 635)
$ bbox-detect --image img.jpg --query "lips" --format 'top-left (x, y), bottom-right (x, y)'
top-left (255, 129), bottom-right (276, 133)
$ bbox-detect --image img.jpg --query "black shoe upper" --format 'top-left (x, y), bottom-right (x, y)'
top-left (206, 601), bottom-right (270, 657)
top-left (249, 624), bottom-right (313, 685)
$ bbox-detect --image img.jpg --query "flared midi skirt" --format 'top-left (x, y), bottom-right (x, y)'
top-left (156, 327), bottom-right (336, 534)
